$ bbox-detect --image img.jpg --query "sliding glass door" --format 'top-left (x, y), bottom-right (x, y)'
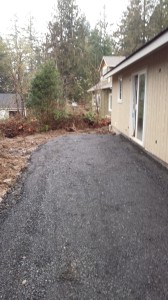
top-left (132, 72), bottom-right (146, 142)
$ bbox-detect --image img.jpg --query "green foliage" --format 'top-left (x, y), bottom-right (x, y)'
top-left (46, 0), bottom-right (114, 101)
top-left (0, 37), bottom-right (13, 93)
top-left (28, 61), bottom-right (62, 115)
top-left (113, 0), bottom-right (168, 55)
top-left (3, 17), bottom-right (44, 116)
top-left (114, 0), bottom-right (145, 55)
top-left (0, 0), bottom-right (167, 107)
top-left (86, 23), bottom-right (113, 85)
top-left (83, 111), bottom-right (97, 125)
top-left (54, 109), bottom-right (69, 121)
top-left (147, 0), bottom-right (168, 39)
top-left (47, 0), bottom-right (90, 101)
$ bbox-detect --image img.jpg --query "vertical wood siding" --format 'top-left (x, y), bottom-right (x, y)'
top-left (111, 73), bottom-right (131, 136)
top-left (100, 90), bottom-right (111, 117)
top-left (145, 46), bottom-right (168, 164)
top-left (91, 90), bottom-right (111, 118)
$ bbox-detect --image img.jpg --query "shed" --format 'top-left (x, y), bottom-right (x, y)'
top-left (0, 94), bottom-right (26, 119)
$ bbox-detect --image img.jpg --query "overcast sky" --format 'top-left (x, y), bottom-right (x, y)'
top-left (0, 0), bottom-right (129, 36)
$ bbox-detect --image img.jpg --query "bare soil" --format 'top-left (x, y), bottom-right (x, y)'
top-left (0, 130), bottom-right (69, 200)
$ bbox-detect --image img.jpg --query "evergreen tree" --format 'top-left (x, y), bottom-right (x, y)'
top-left (113, 0), bottom-right (156, 55)
top-left (87, 26), bottom-right (112, 84)
top-left (86, 5), bottom-right (114, 84)
top-left (0, 37), bottom-right (13, 93)
top-left (46, 1), bottom-right (115, 100)
top-left (114, 0), bottom-right (144, 55)
top-left (28, 61), bottom-right (61, 116)
top-left (47, 0), bottom-right (90, 101)
top-left (96, 5), bottom-right (113, 57)
top-left (148, 0), bottom-right (168, 39)
top-left (142, 0), bottom-right (155, 42)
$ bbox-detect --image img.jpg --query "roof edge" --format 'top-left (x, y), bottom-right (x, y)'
top-left (105, 27), bottom-right (168, 78)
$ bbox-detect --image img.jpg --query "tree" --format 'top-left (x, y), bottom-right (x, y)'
top-left (85, 5), bottom-right (114, 85)
top-left (113, 0), bottom-right (155, 55)
top-left (7, 18), bottom-right (31, 116)
top-left (46, 1), bottom-right (115, 101)
top-left (96, 5), bottom-right (113, 56)
top-left (0, 37), bottom-right (13, 93)
top-left (87, 26), bottom-right (112, 84)
top-left (28, 61), bottom-right (62, 118)
top-left (114, 0), bottom-right (144, 55)
top-left (46, 0), bottom-right (92, 101)
top-left (24, 16), bottom-right (44, 72)
top-left (6, 16), bottom-right (43, 116)
top-left (142, 0), bottom-right (155, 43)
top-left (147, 0), bottom-right (168, 39)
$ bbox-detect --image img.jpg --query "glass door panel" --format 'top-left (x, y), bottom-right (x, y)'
top-left (136, 74), bottom-right (145, 141)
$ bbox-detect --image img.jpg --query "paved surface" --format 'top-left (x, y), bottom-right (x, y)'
top-left (0, 134), bottom-right (168, 300)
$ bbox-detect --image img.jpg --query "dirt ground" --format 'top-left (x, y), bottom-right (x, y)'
top-left (0, 127), bottom-right (110, 201)
top-left (0, 130), bottom-right (67, 200)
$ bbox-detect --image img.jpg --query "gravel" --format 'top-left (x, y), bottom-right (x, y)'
top-left (0, 134), bottom-right (168, 299)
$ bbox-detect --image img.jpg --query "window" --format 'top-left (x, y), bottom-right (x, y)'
top-left (118, 77), bottom-right (123, 102)
top-left (108, 93), bottom-right (112, 111)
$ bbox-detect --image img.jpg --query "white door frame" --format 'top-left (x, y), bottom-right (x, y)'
top-left (130, 70), bottom-right (147, 146)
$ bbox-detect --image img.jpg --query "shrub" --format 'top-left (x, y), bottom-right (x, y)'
top-left (54, 110), bottom-right (69, 122)
top-left (0, 116), bottom-right (39, 138)
top-left (27, 61), bottom-right (62, 118)
top-left (83, 111), bottom-right (97, 126)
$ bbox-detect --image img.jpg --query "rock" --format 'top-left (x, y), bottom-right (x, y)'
top-left (22, 279), bottom-right (27, 285)
top-left (3, 178), bottom-right (12, 184)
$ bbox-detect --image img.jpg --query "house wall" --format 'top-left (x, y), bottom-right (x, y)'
top-left (111, 45), bottom-right (168, 164)
top-left (92, 90), bottom-right (111, 118)
top-left (100, 90), bottom-right (111, 118)
top-left (91, 93), bottom-right (99, 114)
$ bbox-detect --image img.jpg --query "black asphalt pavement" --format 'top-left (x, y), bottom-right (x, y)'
top-left (0, 134), bottom-right (168, 300)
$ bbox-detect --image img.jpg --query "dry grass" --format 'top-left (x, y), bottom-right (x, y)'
top-left (0, 130), bottom-right (66, 199)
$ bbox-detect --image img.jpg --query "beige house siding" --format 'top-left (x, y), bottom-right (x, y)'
top-left (89, 56), bottom-right (125, 118)
top-left (112, 73), bottom-right (131, 136)
top-left (111, 45), bottom-right (168, 164)
top-left (145, 46), bottom-right (168, 164)
top-left (100, 90), bottom-right (111, 118)
top-left (92, 89), bottom-right (111, 117)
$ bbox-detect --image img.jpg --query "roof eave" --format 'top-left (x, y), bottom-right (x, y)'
top-left (105, 29), bottom-right (168, 78)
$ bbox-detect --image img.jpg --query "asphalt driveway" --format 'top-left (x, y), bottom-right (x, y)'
top-left (0, 134), bottom-right (168, 299)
